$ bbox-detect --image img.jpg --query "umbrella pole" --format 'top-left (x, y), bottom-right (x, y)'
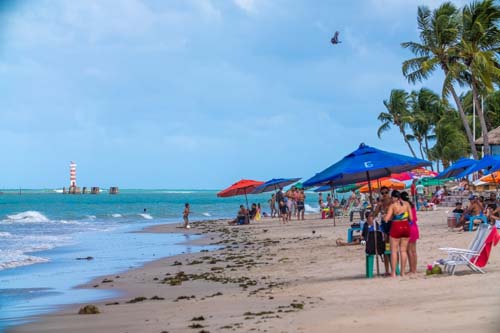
top-left (244, 190), bottom-right (249, 210)
top-left (366, 171), bottom-right (380, 277)
top-left (331, 185), bottom-right (336, 227)
top-left (491, 173), bottom-right (499, 195)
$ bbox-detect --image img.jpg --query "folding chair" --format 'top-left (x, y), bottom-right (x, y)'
top-left (439, 223), bottom-right (492, 275)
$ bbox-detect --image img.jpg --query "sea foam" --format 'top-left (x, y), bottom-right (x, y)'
top-left (304, 204), bottom-right (320, 213)
top-left (4, 211), bottom-right (50, 223)
top-left (139, 213), bottom-right (153, 220)
top-left (0, 250), bottom-right (49, 270)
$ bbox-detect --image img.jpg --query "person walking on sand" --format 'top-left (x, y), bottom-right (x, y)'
top-left (183, 203), bottom-right (191, 229)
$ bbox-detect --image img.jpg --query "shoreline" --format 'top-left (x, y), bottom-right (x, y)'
top-left (9, 210), bottom-right (500, 333)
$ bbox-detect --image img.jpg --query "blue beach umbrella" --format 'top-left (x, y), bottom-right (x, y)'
top-left (251, 178), bottom-right (301, 194)
top-left (303, 143), bottom-right (432, 188)
top-left (435, 157), bottom-right (477, 179)
top-left (303, 143), bottom-right (431, 276)
top-left (454, 155), bottom-right (500, 179)
top-left (314, 185), bottom-right (332, 192)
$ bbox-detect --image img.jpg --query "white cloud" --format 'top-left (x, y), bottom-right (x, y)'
top-left (234, 0), bottom-right (256, 13)
top-left (233, 0), bottom-right (271, 14)
top-left (190, 0), bottom-right (222, 20)
top-left (367, 0), bottom-right (469, 17)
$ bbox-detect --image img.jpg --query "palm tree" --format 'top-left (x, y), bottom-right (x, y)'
top-left (457, 0), bottom-right (500, 155)
top-left (428, 111), bottom-right (469, 170)
top-left (401, 3), bottom-right (479, 159)
top-left (406, 88), bottom-right (442, 160)
top-left (377, 89), bottom-right (417, 157)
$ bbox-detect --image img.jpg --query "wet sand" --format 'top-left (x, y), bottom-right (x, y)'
top-left (10, 209), bottom-right (500, 333)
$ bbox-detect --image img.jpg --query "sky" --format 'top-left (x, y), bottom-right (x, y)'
top-left (0, 0), bottom-right (468, 189)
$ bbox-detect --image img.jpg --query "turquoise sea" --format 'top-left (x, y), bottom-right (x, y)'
top-left (0, 189), bottom-right (320, 332)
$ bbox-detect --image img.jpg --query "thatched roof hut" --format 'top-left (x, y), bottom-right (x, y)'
top-left (475, 126), bottom-right (500, 145)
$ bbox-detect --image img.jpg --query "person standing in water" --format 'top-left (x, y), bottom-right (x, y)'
top-left (183, 203), bottom-right (191, 229)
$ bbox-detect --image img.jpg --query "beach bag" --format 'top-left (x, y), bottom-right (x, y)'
top-left (365, 230), bottom-right (385, 255)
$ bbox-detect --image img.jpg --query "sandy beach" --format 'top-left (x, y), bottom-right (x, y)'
top-left (10, 208), bottom-right (500, 333)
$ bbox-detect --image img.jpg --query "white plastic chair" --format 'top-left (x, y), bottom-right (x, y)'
top-left (439, 223), bottom-right (492, 275)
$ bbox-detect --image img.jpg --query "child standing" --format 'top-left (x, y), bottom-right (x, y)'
top-left (183, 203), bottom-right (190, 229)
top-left (255, 203), bottom-right (262, 221)
top-left (280, 200), bottom-right (289, 224)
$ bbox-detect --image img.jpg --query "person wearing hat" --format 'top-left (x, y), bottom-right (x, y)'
top-left (455, 195), bottom-right (483, 230)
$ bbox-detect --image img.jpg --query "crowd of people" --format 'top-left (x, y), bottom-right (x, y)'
top-left (268, 186), bottom-right (306, 223)
top-left (196, 181), bottom-right (499, 277)
top-left (452, 192), bottom-right (500, 230)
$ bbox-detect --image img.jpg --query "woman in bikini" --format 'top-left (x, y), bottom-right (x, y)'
top-left (384, 190), bottom-right (414, 277)
top-left (401, 191), bottom-right (419, 274)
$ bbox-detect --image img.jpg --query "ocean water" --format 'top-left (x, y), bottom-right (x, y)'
top-left (0, 189), bottom-right (320, 332)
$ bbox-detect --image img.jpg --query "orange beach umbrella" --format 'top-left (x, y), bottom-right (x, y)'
top-left (359, 178), bottom-right (405, 193)
top-left (479, 172), bottom-right (500, 184)
top-left (217, 179), bottom-right (264, 208)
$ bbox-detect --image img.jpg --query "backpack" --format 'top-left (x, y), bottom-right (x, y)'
top-left (365, 230), bottom-right (385, 255)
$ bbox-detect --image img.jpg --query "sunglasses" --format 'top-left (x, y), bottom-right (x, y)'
top-left (381, 191), bottom-right (389, 195)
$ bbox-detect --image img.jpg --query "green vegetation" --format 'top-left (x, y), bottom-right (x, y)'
top-left (378, 0), bottom-right (500, 166)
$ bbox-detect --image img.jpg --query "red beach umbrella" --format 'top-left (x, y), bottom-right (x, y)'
top-left (217, 179), bottom-right (264, 209)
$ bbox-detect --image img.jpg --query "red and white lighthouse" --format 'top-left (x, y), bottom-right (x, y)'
top-left (70, 161), bottom-right (77, 188)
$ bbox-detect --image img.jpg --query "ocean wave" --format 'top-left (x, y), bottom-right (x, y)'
top-left (3, 211), bottom-right (50, 223)
top-left (21, 235), bottom-right (72, 247)
top-left (202, 212), bottom-right (211, 217)
top-left (0, 231), bottom-right (13, 238)
top-left (111, 214), bottom-right (122, 218)
top-left (304, 204), bottom-right (320, 213)
top-left (86, 215), bottom-right (96, 220)
top-left (139, 213), bottom-right (153, 220)
top-left (58, 220), bottom-right (85, 225)
top-left (0, 250), bottom-right (49, 270)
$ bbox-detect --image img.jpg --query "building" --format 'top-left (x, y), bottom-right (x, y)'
top-left (68, 161), bottom-right (81, 194)
top-left (70, 161), bottom-right (77, 187)
top-left (475, 126), bottom-right (500, 156)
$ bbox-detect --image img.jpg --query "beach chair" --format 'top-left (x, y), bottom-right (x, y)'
top-left (467, 215), bottom-right (488, 232)
top-left (439, 223), bottom-right (492, 275)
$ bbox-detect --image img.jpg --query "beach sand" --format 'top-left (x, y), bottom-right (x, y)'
top-left (10, 209), bottom-right (500, 333)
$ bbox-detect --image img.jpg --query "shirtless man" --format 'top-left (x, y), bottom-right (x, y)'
top-left (455, 195), bottom-right (483, 230)
top-left (285, 188), bottom-right (295, 220)
top-left (296, 189), bottom-right (306, 221)
top-left (373, 186), bottom-right (392, 275)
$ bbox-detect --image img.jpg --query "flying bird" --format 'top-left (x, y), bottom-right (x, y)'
top-left (331, 31), bottom-right (341, 45)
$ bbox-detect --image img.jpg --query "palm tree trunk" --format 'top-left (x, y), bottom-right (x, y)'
top-left (424, 138), bottom-right (434, 170)
top-left (449, 87), bottom-right (479, 159)
top-left (471, 82), bottom-right (490, 155)
top-left (400, 127), bottom-right (417, 157)
top-left (418, 141), bottom-right (425, 160)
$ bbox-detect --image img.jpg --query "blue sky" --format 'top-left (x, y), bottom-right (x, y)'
top-left (0, 0), bottom-right (467, 189)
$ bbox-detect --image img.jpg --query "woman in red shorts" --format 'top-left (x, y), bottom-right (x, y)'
top-left (384, 190), bottom-right (414, 277)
